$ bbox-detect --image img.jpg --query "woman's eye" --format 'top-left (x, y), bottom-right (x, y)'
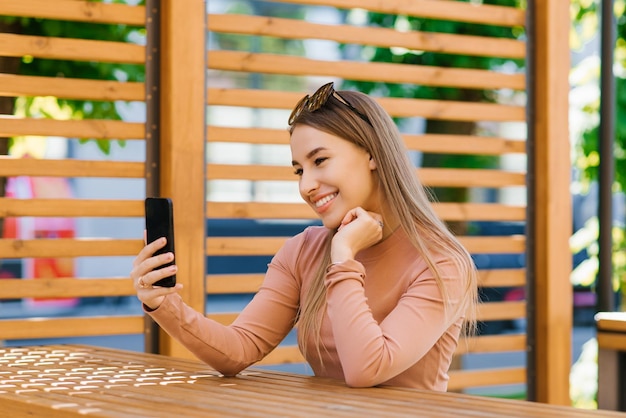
top-left (314, 157), bottom-right (327, 166)
top-left (293, 168), bottom-right (303, 176)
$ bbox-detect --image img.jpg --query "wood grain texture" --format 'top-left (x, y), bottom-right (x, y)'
top-left (207, 126), bottom-right (527, 155)
top-left (0, 198), bottom-right (143, 217)
top-left (530, 0), bottom-right (573, 405)
top-left (157, 0), bottom-right (208, 358)
top-left (208, 51), bottom-right (525, 90)
top-left (0, 74), bottom-right (144, 101)
top-left (0, 0), bottom-right (145, 25)
top-left (2, 345), bottom-right (620, 418)
top-left (0, 33), bottom-right (144, 64)
top-left (264, 0), bottom-right (526, 27)
top-left (0, 117), bottom-right (144, 140)
top-left (208, 14), bottom-right (525, 58)
top-left (207, 88), bottom-right (526, 122)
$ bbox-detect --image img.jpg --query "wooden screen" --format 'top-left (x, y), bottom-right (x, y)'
top-left (206, 0), bottom-right (528, 393)
top-left (0, 0), bottom-right (573, 403)
top-left (0, 1), bottom-right (146, 342)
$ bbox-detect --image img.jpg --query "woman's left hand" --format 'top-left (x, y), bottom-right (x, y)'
top-left (331, 207), bottom-right (384, 263)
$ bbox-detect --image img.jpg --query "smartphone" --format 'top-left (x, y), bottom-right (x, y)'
top-left (144, 197), bottom-right (176, 287)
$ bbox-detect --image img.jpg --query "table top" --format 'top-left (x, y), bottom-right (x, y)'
top-left (0, 344), bottom-right (623, 418)
top-left (596, 312), bottom-right (626, 332)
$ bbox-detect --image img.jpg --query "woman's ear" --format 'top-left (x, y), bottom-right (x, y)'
top-left (368, 155), bottom-right (377, 170)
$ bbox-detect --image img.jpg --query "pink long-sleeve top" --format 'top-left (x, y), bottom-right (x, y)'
top-left (147, 226), bottom-right (466, 391)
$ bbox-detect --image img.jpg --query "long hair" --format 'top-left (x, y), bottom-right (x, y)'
top-left (289, 88), bottom-right (478, 363)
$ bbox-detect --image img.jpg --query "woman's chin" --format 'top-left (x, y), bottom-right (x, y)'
top-left (320, 218), bottom-right (340, 230)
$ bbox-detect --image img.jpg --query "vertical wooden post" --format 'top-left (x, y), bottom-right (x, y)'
top-left (529, 0), bottom-right (572, 405)
top-left (144, 0), bottom-right (162, 355)
top-left (158, 0), bottom-right (206, 358)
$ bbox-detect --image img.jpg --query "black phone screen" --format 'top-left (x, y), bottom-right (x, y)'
top-left (144, 197), bottom-right (176, 287)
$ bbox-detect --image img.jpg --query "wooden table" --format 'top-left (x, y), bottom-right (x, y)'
top-left (597, 311), bottom-right (626, 412)
top-left (0, 344), bottom-right (623, 417)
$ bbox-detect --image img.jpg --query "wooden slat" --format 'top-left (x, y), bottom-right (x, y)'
top-left (0, 316), bottom-right (143, 339)
top-left (0, 157), bottom-right (144, 178)
top-left (455, 334), bottom-right (526, 356)
top-left (0, 198), bottom-right (142, 218)
top-left (205, 269), bottom-right (526, 296)
top-left (0, 0), bottom-right (145, 25)
top-left (0, 33), bottom-right (144, 64)
top-left (0, 278), bottom-right (135, 299)
top-left (266, 0), bottom-right (526, 27)
top-left (433, 203), bottom-right (525, 222)
top-left (0, 238), bottom-right (143, 258)
top-left (403, 134), bottom-right (526, 155)
top-left (0, 74), bottom-right (144, 101)
top-left (208, 14), bottom-right (525, 59)
top-left (448, 367), bottom-right (526, 390)
top-left (206, 202), bottom-right (525, 222)
top-left (206, 274), bottom-right (264, 294)
top-left (477, 301), bottom-right (526, 321)
top-left (207, 126), bottom-right (288, 145)
top-left (595, 312), bottom-right (626, 332)
top-left (207, 88), bottom-right (526, 122)
top-left (207, 164), bottom-right (526, 188)
top-left (0, 116), bottom-right (145, 140)
top-left (206, 237), bottom-right (288, 256)
top-left (207, 202), bottom-right (316, 220)
top-left (596, 333), bottom-right (626, 352)
top-left (457, 236), bottom-right (526, 254)
top-left (208, 51), bottom-right (525, 90)
top-left (478, 269), bottom-right (526, 288)
top-left (207, 126), bottom-right (527, 155)
top-left (206, 236), bottom-right (524, 256)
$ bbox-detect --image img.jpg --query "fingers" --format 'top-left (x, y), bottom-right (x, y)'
top-left (130, 235), bottom-right (181, 311)
top-left (133, 239), bottom-right (158, 269)
top-left (338, 207), bottom-right (383, 230)
top-left (130, 237), bottom-right (175, 289)
top-left (135, 262), bottom-right (177, 289)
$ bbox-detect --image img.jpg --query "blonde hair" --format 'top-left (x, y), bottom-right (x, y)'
top-left (289, 88), bottom-right (478, 363)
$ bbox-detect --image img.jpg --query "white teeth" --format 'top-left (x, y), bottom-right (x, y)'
top-left (315, 193), bottom-right (337, 208)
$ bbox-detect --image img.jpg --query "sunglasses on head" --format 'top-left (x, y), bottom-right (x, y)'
top-left (288, 82), bottom-right (372, 127)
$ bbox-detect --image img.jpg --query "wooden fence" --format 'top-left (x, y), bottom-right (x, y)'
top-left (0, 0), bottom-right (572, 405)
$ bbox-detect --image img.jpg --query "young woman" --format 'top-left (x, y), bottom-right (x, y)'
top-left (131, 82), bottom-right (478, 391)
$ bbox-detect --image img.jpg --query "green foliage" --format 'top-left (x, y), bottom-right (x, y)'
top-left (571, 0), bottom-right (626, 192)
top-left (0, 0), bottom-right (145, 154)
top-left (570, 337), bottom-right (598, 409)
top-left (570, 0), bottom-right (626, 309)
top-left (211, 0), bottom-right (306, 90)
top-left (570, 218), bottom-right (626, 296)
top-left (343, 0), bottom-right (525, 203)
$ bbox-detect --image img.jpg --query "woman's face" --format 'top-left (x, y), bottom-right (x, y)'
top-left (290, 124), bottom-right (380, 229)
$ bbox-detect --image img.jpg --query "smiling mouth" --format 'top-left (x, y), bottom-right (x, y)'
top-left (315, 193), bottom-right (337, 208)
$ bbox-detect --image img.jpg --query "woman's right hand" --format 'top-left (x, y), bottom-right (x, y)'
top-left (130, 236), bottom-right (182, 310)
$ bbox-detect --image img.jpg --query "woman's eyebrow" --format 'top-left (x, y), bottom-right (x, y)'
top-left (291, 147), bottom-right (327, 166)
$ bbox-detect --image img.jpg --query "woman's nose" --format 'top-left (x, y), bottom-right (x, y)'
top-left (299, 171), bottom-right (319, 197)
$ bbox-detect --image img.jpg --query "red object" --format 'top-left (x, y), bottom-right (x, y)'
top-left (5, 175), bottom-right (78, 308)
